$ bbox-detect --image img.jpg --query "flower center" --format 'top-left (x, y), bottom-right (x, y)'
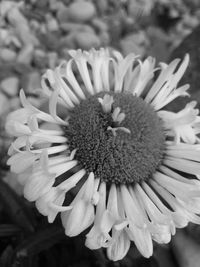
top-left (64, 92), bottom-right (165, 185)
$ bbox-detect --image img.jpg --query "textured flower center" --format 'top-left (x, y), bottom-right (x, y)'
top-left (64, 92), bottom-right (165, 185)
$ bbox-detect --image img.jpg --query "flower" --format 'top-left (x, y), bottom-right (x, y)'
top-left (6, 48), bottom-right (200, 261)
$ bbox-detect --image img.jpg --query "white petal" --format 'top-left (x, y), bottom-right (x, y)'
top-left (64, 199), bottom-right (94, 236)
top-left (69, 50), bottom-right (94, 95)
top-left (7, 152), bottom-right (39, 173)
top-left (57, 169), bottom-right (86, 191)
top-left (65, 59), bottom-right (86, 99)
top-left (164, 157), bottom-right (200, 176)
top-left (126, 224), bottom-right (153, 258)
top-left (24, 170), bottom-right (55, 202)
top-left (121, 185), bottom-right (145, 227)
top-left (107, 229), bottom-right (130, 261)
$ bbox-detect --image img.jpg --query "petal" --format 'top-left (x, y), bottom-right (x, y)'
top-left (126, 224), bottom-right (153, 258)
top-left (85, 182), bottom-right (109, 249)
top-left (7, 152), bottom-right (39, 173)
top-left (69, 50), bottom-right (94, 95)
top-left (85, 225), bottom-right (110, 250)
top-left (6, 120), bottom-right (31, 136)
top-left (107, 229), bottom-right (130, 261)
top-left (24, 171), bottom-right (55, 201)
top-left (64, 199), bottom-right (94, 236)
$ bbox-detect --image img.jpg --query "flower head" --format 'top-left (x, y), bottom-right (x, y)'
top-left (6, 48), bottom-right (200, 261)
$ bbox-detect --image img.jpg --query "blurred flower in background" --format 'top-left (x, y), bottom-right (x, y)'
top-left (6, 48), bottom-right (200, 261)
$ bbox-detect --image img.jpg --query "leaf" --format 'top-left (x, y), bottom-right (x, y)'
top-left (172, 230), bottom-right (200, 267)
top-left (92, 249), bottom-right (107, 267)
top-left (134, 256), bottom-right (160, 267)
top-left (14, 225), bottom-right (65, 259)
top-left (0, 224), bottom-right (21, 237)
top-left (154, 245), bottom-right (177, 267)
top-left (12, 255), bottom-right (39, 267)
top-left (0, 246), bottom-right (13, 267)
top-left (0, 178), bottom-right (35, 232)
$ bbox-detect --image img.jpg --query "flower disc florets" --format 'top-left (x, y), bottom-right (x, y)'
top-left (65, 92), bottom-right (165, 185)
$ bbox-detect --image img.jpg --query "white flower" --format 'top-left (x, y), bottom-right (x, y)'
top-left (6, 48), bottom-right (200, 261)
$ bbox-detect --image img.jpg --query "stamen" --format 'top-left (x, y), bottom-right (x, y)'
top-left (107, 126), bottom-right (131, 136)
top-left (112, 107), bottom-right (126, 124)
top-left (98, 94), bottom-right (114, 113)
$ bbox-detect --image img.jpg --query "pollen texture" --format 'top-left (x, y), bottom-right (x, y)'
top-left (64, 92), bottom-right (165, 185)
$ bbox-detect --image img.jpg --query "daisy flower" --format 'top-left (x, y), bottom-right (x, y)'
top-left (6, 48), bottom-right (200, 261)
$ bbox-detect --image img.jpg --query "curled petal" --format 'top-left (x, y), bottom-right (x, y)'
top-left (64, 199), bottom-right (94, 236)
top-left (107, 229), bottom-right (130, 261)
top-left (23, 166), bottom-right (55, 202)
top-left (36, 187), bottom-right (71, 223)
top-left (126, 224), bottom-right (153, 258)
top-left (7, 152), bottom-right (39, 173)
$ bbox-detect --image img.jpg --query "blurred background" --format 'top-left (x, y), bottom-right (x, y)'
top-left (1, 0), bottom-right (200, 266)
